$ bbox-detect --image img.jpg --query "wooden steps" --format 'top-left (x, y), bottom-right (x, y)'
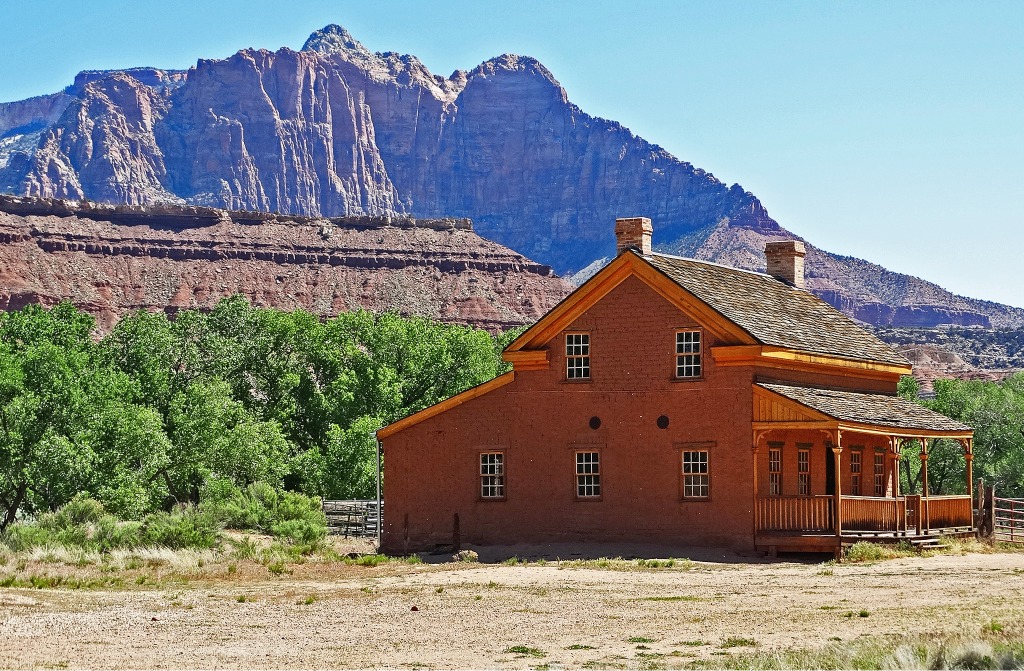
top-left (906, 535), bottom-right (947, 550)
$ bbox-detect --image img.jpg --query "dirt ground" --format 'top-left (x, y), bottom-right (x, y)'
top-left (1, 541), bottom-right (1023, 669)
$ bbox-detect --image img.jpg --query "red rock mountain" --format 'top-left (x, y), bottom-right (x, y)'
top-left (1, 25), bottom-right (1021, 329)
top-left (0, 196), bottom-right (569, 332)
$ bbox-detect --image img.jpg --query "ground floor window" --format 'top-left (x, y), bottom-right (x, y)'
top-left (768, 446), bottom-right (782, 495)
top-left (575, 451), bottom-right (601, 498)
top-left (850, 449), bottom-right (862, 496)
top-left (480, 452), bottom-right (505, 499)
top-left (682, 450), bottom-right (709, 499)
top-left (874, 451), bottom-right (885, 496)
top-left (797, 446), bottom-right (811, 495)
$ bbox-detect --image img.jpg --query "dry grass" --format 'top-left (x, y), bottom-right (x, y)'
top-left (1, 538), bottom-right (1022, 669)
top-left (694, 633), bottom-right (1024, 669)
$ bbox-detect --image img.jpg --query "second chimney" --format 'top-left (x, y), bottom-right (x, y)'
top-left (615, 217), bottom-right (653, 256)
top-left (765, 240), bottom-right (806, 289)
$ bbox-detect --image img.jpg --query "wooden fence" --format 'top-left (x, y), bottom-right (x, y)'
top-left (994, 496), bottom-right (1024, 544)
top-left (323, 500), bottom-right (381, 538)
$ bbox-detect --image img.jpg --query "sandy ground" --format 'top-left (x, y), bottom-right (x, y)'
top-left (1, 543), bottom-right (1023, 669)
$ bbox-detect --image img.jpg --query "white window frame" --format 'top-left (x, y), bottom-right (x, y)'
top-left (675, 330), bottom-right (702, 379)
top-left (479, 452), bottom-right (505, 500)
top-left (565, 333), bottom-right (591, 380)
top-left (681, 450), bottom-right (710, 499)
top-left (575, 450), bottom-right (601, 499)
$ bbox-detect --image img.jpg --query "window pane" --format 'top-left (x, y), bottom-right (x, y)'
top-left (676, 331), bottom-right (702, 378)
top-left (566, 334), bottom-right (591, 379)
top-left (576, 452), bottom-right (601, 497)
top-left (480, 453), bottom-right (505, 498)
top-left (768, 448), bottom-right (782, 496)
top-left (797, 449), bottom-right (810, 495)
top-left (682, 450), bottom-right (709, 498)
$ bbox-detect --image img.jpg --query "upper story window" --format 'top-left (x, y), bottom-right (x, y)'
top-left (480, 452), bottom-right (505, 499)
top-left (675, 330), bottom-right (702, 378)
top-left (566, 333), bottom-right (590, 380)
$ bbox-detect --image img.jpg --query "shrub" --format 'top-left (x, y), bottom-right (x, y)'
top-left (139, 508), bottom-right (220, 549)
top-left (270, 519), bottom-right (325, 545)
top-left (844, 541), bottom-right (885, 562)
top-left (199, 481), bottom-right (326, 542)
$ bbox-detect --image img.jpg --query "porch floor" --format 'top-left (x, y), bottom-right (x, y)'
top-left (755, 527), bottom-right (976, 554)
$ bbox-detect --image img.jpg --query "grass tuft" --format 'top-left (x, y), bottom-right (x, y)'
top-left (503, 645), bottom-right (545, 658)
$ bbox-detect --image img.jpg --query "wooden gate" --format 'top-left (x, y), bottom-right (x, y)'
top-left (994, 496), bottom-right (1024, 544)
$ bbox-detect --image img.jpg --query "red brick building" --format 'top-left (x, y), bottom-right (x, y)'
top-left (377, 218), bottom-right (973, 555)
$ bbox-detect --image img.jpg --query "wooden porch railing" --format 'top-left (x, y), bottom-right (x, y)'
top-left (756, 494), bottom-right (973, 535)
top-left (756, 496), bottom-right (833, 532)
top-left (841, 496), bottom-right (904, 532)
top-left (925, 495), bottom-right (973, 530)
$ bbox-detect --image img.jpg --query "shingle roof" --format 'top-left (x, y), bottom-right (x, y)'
top-left (757, 382), bottom-right (972, 432)
top-left (644, 253), bottom-right (909, 367)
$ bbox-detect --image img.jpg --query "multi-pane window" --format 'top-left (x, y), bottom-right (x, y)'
top-left (575, 451), bottom-right (601, 498)
top-left (768, 447), bottom-right (782, 496)
top-left (797, 447), bottom-right (810, 496)
top-left (566, 333), bottom-right (590, 380)
top-left (682, 450), bottom-right (709, 499)
top-left (874, 452), bottom-right (885, 496)
top-left (480, 452), bottom-right (505, 499)
top-left (675, 330), bottom-right (702, 378)
top-left (850, 450), bottom-right (862, 496)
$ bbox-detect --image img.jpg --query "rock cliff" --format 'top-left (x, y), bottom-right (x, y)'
top-left (1, 24), bottom-right (1021, 330)
top-left (0, 195), bottom-right (569, 332)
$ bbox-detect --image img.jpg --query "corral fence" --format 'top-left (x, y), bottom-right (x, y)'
top-left (994, 496), bottom-right (1024, 543)
top-left (978, 483), bottom-right (1024, 545)
top-left (322, 500), bottom-right (380, 538)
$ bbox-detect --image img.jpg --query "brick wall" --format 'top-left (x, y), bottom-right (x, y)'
top-left (380, 274), bottom-right (899, 553)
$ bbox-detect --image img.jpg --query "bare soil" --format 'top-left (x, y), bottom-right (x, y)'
top-left (1, 542), bottom-right (1023, 669)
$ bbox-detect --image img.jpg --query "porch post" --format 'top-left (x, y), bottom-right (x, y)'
top-left (963, 438), bottom-right (974, 502)
top-left (832, 430), bottom-right (843, 541)
top-left (752, 431), bottom-right (761, 541)
top-left (888, 438), bottom-right (905, 536)
top-left (919, 437), bottom-right (930, 534)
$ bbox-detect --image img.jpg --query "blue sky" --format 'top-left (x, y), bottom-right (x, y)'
top-left (2, 1), bottom-right (1022, 308)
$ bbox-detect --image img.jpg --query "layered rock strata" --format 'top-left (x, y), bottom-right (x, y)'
top-left (0, 196), bottom-right (569, 331)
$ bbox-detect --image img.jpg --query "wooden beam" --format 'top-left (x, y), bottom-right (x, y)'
top-left (713, 345), bottom-right (910, 380)
top-left (502, 349), bottom-right (549, 371)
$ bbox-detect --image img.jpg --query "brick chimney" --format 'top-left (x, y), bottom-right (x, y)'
top-left (764, 240), bottom-right (806, 289)
top-left (615, 217), bottom-right (653, 256)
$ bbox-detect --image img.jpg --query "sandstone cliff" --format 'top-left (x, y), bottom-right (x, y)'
top-left (0, 195), bottom-right (569, 332)
top-left (1, 24), bottom-right (1020, 330)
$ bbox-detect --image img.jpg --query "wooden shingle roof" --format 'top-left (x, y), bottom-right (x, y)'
top-left (757, 382), bottom-right (971, 432)
top-left (645, 253), bottom-right (909, 367)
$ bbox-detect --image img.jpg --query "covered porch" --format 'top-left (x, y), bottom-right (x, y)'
top-left (751, 383), bottom-right (975, 555)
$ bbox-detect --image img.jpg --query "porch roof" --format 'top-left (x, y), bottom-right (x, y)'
top-left (756, 382), bottom-right (972, 433)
